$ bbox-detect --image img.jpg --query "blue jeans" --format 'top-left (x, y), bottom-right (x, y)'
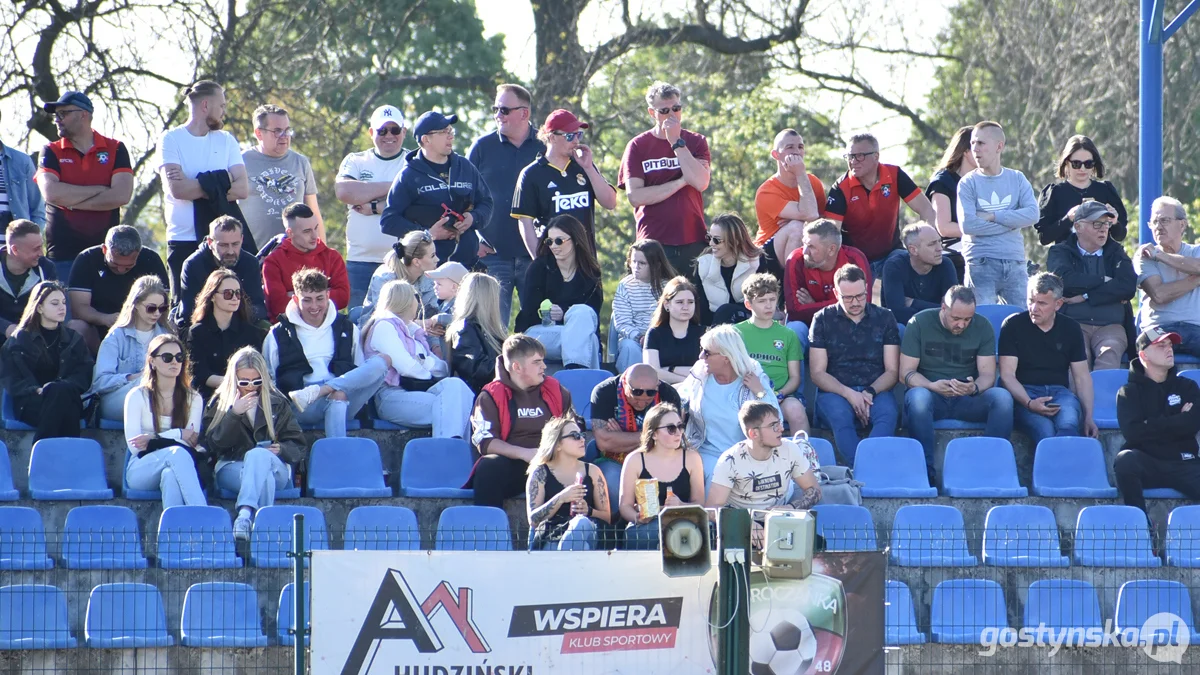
top-left (526, 305), bottom-right (600, 368)
top-left (816, 388), bottom-right (899, 465)
top-left (965, 257), bottom-right (1028, 308)
top-left (1014, 384), bottom-right (1081, 447)
top-left (346, 261), bottom-right (378, 313)
top-left (482, 255), bottom-right (531, 326)
top-left (540, 516), bottom-right (598, 551)
top-left (295, 356), bottom-right (387, 437)
top-left (903, 386), bottom-right (1014, 467)
top-left (216, 448), bottom-right (291, 511)
top-left (1155, 322), bottom-right (1200, 358)
top-left (625, 520), bottom-right (661, 550)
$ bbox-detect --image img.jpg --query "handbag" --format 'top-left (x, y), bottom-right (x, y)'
top-left (141, 437), bottom-right (216, 493)
top-left (787, 431), bottom-right (862, 506)
top-left (399, 375), bottom-right (442, 392)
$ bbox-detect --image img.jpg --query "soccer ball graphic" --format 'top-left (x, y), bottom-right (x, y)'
top-left (749, 607), bottom-right (818, 675)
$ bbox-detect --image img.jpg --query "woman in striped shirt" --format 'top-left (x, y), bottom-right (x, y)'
top-left (611, 239), bottom-right (676, 371)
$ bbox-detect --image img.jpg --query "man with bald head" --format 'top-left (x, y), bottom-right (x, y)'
top-left (754, 129), bottom-right (825, 264)
top-left (882, 222), bottom-right (958, 323)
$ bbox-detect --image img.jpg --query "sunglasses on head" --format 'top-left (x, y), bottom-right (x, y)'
top-left (219, 289), bottom-right (243, 301)
top-left (705, 235), bottom-right (723, 245)
top-left (492, 105), bottom-right (528, 116)
top-left (143, 303), bottom-right (168, 315)
top-left (155, 352), bottom-right (184, 363)
top-left (237, 378), bottom-right (264, 387)
top-left (654, 104), bottom-right (683, 115)
top-left (549, 236), bottom-right (571, 247)
top-left (656, 423), bottom-right (684, 435)
top-left (626, 386), bottom-right (658, 397)
top-left (1068, 159), bottom-right (1096, 170)
top-left (376, 126), bottom-right (403, 136)
top-left (560, 430), bottom-right (585, 441)
top-left (553, 130), bottom-right (584, 142)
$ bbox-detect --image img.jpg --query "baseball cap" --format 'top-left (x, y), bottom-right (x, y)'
top-left (413, 111), bottom-right (458, 138)
top-left (1072, 201), bottom-right (1115, 223)
top-left (426, 261), bottom-right (469, 284)
top-left (43, 91), bottom-right (94, 114)
top-left (544, 109), bottom-right (588, 134)
top-left (1136, 326), bottom-right (1182, 352)
top-left (369, 105), bottom-right (405, 131)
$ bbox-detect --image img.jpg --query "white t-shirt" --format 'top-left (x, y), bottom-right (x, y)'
top-left (157, 127), bottom-right (244, 242)
top-left (338, 149), bottom-right (407, 263)
top-left (711, 439), bottom-right (812, 510)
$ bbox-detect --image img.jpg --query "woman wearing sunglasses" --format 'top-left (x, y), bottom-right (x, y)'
top-left (123, 334), bottom-right (208, 508)
top-left (692, 213), bottom-right (768, 326)
top-left (187, 269), bottom-right (267, 400)
top-left (618, 403), bottom-right (706, 550)
top-left (1035, 135), bottom-right (1128, 245)
top-left (515, 214), bottom-right (603, 369)
top-left (0, 281), bottom-right (92, 440)
top-left (203, 347), bottom-right (307, 540)
top-left (90, 275), bottom-right (173, 423)
top-left (359, 231), bottom-right (440, 328)
top-left (526, 416), bottom-right (611, 550)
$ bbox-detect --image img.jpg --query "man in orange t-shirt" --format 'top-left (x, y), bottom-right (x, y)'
top-left (754, 129), bottom-right (826, 265)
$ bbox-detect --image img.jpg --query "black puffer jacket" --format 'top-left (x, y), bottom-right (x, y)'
top-left (1117, 357), bottom-right (1200, 462)
top-left (449, 319), bottom-right (501, 393)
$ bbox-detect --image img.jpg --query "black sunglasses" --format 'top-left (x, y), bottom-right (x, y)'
top-left (154, 352), bottom-right (184, 363)
top-left (237, 378), bottom-right (264, 387)
top-left (219, 289), bottom-right (243, 301)
top-left (656, 423), bottom-right (684, 435)
top-left (376, 126), bottom-right (404, 136)
top-left (626, 386), bottom-right (658, 397)
top-left (1068, 159), bottom-right (1096, 170)
top-left (552, 131), bottom-right (584, 142)
top-left (549, 236), bottom-right (571, 247)
top-left (560, 430), bottom-right (585, 441)
top-left (492, 105), bottom-right (528, 116)
top-left (143, 303), bottom-right (168, 315)
top-left (705, 235), bottom-right (723, 245)
top-left (654, 104), bottom-right (683, 115)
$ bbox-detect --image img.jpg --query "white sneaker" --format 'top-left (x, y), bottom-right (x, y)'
top-left (233, 513), bottom-right (252, 541)
top-left (289, 384), bottom-right (323, 413)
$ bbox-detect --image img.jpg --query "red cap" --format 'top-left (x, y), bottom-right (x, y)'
top-left (544, 109), bottom-right (588, 133)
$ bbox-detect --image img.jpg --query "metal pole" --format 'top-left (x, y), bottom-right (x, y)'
top-left (1139, 0), bottom-right (1164, 245)
top-left (717, 508), bottom-right (751, 675)
top-left (292, 513), bottom-right (307, 675)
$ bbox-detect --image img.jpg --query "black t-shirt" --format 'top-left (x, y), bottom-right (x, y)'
top-left (67, 246), bottom-right (170, 315)
top-left (997, 312), bottom-right (1087, 387)
top-left (924, 168), bottom-right (961, 247)
top-left (719, 264), bottom-right (736, 297)
top-left (590, 376), bottom-right (682, 424)
top-left (427, 158), bottom-right (451, 180)
top-left (643, 322), bottom-right (703, 369)
top-left (3, 265), bottom-right (29, 299)
top-left (512, 155), bottom-right (603, 252)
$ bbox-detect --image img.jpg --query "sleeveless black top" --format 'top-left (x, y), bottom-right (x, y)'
top-left (537, 461), bottom-right (597, 544)
top-left (638, 448), bottom-right (692, 505)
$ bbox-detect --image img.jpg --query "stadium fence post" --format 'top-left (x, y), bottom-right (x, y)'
top-left (290, 512), bottom-right (309, 675)
top-left (717, 508), bottom-right (751, 674)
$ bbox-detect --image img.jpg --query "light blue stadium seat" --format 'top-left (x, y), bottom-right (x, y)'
top-left (344, 506), bottom-right (420, 551)
top-left (28, 437), bottom-right (113, 501)
top-left (1114, 580), bottom-right (1200, 643)
top-left (0, 584), bottom-right (77, 649)
top-left (435, 506), bottom-right (512, 551)
top-left (553, 369), bottom-right (610, 429)
top-left (121, 450), bottom-right (161, 501)
top-left (1090, 369), bottom-right (1128, 429)
top-left (982, 505), bottom-right (1069, 567)
top-left (886, 580), bottom-right (926, 645)
top-left (890, 505), bottom-right (977, 567)
top-left (156, 506), bottom-right (241, 570)
top-left (809, 437), bottom-right (837, 467)
top-left (180, 582), bottom-right (268, 648)
top-left (942, 437), bottom-right (1028, 498)
top-left (931, 579), bottom-right (1013, 645)
top-left (812, 504), bottom-right (876, 551)
top-left (62, 505), bottom-right (147, 570)
top-left (854, 437), bottom-right (937, 498)
top-left (1073, 505), bottom-right (1161, 568)
top-left (0, 507), bottom-right (52, 570)
top-left (85, 582), bottom-right (173, 648)
top-left (277, 582), bottom-right (310, 646)
top-left (1181, 370), bottom-right (1200, 386)
top-left (1166, 505), bottom-right (1200, 568)
top-left (250, 505), bottom-right (329, 568)
top-left (975, 304), bottom-right (1022, 351)
top-left (97, 417), bottom-right (123, 431)
top-left (1024, 580), bottom-right (1104, 645)
top-left (307, 437), bottom-right (391, 498)
top-left (1032, 437), bottom-right (1118, 498)
top-left (2, 391), bottom-right (86, 431)
top-left (1145, 487), bottom-right (1188, 499)
top-left (399, 438), bottom-right (475, 499)
top-left (0, 442), bottom-right (17, 501)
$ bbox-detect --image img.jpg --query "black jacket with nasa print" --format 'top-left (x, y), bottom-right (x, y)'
top-left (1117, 357), bottom-right (1200, 462)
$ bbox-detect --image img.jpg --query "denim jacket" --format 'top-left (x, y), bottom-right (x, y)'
top-left (0, 144), bottom-right (45, 226)
top-left (89, 324), bottom-right (171, 396)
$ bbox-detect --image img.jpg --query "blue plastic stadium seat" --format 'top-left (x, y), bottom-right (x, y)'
top-left (121, 450), bottom-right (161, 501)
top-left (854, 438), bottom-right (937, 498)
top-left (1180, 370), bottom-right (1200, 385)
top-left (1166, 505), bottom-right (1200, 568)
top-left (0, 442), bottom-right (17, 501)
top-left (808, 437), bottom-right (837, 468)
top-left (62, 505), bottom-right (148, 570)
top-left (553, 369), bottom-right (610, 429)
top-left (1032, 437), bottom-right (1118, 498)
top-left (97, 417), bottom-right (123, 431)
top-left (307, 437), bottom-right (391, 498)
top-left (1073, 505), bottom-right (1161, 567)
top-left (982, 505), bottom-right (1069, 567)
top-left (942, 437), bottom-right (1028, 498)
top-left (1145, 487), bottom-right (1188, 499)
top-left (249, 505), bottom-right (329, 568)
top-left (1114, 580), bottom-right (1200, 643)
top-left (931, 579), bottom-right (1013, 645)
top-left (1090, 369), bottom-right (1128, 429)
top-left (343, 506), bottom-right (420, 551)
top-left (886, 580), bottom-right (926, 645)
top-left (890, 505), bottom-right (977, 567)
top-left (85, 583), bottom-right (174, 648)
top-left (28, 437), bottom-right (113, 500)
top-left (399, 437), bottom-right (475, 499)
top-left (975, 304), bottom-right (1021, 351)
top-left (583, 439), bottom-right (599, 463)
top-left (932, 418), bottom-right (985, 430)
top-left (435, 506), bottom-right (512, 551)
top-left (0, 584), bottom-right (77, 649)
top-left (156, 506), bottom-right (242, 570)
top-left (2, 391), bottom-right (86, 432)
top-left (1024, 580), bottom-right (1104, 645)
top-left (180, 582), bottom-right (268, 648)
top-left (0, 507), bottom-right (53, 571)
top-left (812, 504), bottom-right (877, 551)
top-left (277, 582), bottom-right (310, 646)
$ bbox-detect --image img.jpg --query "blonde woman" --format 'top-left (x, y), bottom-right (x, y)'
top-left (363, 279), bottom-right (473, 437)
top-left (359, 230), bottom-right (439, 325)
top-left (617, 403), bottom-right (706, 550)
top-left (203, 347), bottom-right (307, 540)
top-left (90, 275), bottom-right (173, 421)
top-left (526, 416), bottom-right (610, 550)
top-left (123, 334), bottom-right (206, 508)
top-left (446, 273), bottom-right (507, 392)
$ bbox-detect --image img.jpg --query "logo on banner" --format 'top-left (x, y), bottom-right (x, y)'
top-left (508, 597), bottom-right (683, 654)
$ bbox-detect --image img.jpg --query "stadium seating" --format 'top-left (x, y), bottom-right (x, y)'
top-left (307, 437), bottom-right (391, 498)
top-left (1181, 370), bottom-right (1200, 385)
top-left (975, 304), bottom-right (1021, 350)
top-left (1, 392), bottom-right (86, 432)
top-left (1073, 505), bottom-right (1161, 568)
top-left (27, 437), bottom-right (113, 501)
top-left (1023, 580), bottom-right (1104, 645)
top-left (121, 449), bottom-right (161, 501)
top-left (84, 582), bottom-right (174, 648)
top-left (1166, 506), bottom-right (1200, 568)
top-left (1032, 437), bottom-right (1118, 498)
top-left (885, 580), bottom-right (926, 645)
top-left (932, 418), bottom-right (984, 430)
top-left (97, 417), bottom-right (123, 431)
top-left (1090, 369), bottom-right (1128, 429)
top-left (1145, 487), bottom-right (1188, 499)
top-left (298, 414), bottom-right (361, 432)
top-left (180, 582), bottom-right (268, 647)
top-left (0, 507), bottom-right (53, 571)
top-left (277, 582), bottom-right (310, 646)
top-left (808, 436), bottom-right (837, 467)
top-left (435, 505), bottom-right (512, 551)
top-left (62, 505), bottom-right (148, 570)
top-left (890, 505), bottom-right (977, 567)
top-left (398, 438), bottom-right (475, 498)
top-left (343, 506), bottom-right (421, 551)
top-left (854, 438), bottom-right (937, 498)
top-left (0, 442), bottom-right (17, 501)
top-left (156, 506), bottom-right (242, 570)
top-left (584, 438), bottom-right (600, 462)
top-left (1114, 580), bottom-right (1200, 642)
top-left (553, 369), bottom-right (610, 428)
top-left (812, 504), bottom-right (877, 551)
top-left (981, 505), bottom-right (1069, 567)
top-left (931, 579), bottom-right (1012, 644)
top-left (942, 437), bottom-right (1028, 498)
top-left (0, 584), bottom-right (77, 649)
top-left (250, 505), bottom-right (329, 568)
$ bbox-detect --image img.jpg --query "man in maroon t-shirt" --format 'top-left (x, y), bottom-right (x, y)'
top-left (617, 82), bottom-right (711, 274)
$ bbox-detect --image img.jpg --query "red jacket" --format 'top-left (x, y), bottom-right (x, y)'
top-left (784, 244), bottom-right (871, 324)
top-left (261, 238), bottom-right (351, 319)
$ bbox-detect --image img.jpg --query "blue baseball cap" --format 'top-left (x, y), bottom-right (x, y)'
top-left (43, 91), bottom-right (94, 114)
top-left (413, 111), bottom-right (458, 138)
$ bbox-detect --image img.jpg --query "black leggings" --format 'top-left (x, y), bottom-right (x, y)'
top-left (17, 381), bottom-right (84, 441)
top-left (1114, 448), bottom-right (1200, 513)
top-left (472, 455), bottom-right (528, 508)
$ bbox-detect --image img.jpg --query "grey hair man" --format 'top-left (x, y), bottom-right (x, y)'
top-left (1136, 196), bottom-right (1200, 356)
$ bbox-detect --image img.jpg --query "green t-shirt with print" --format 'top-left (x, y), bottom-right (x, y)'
top-left (900, 307), bottom-right (995, 383)
top-left (734, 320), bottom-right (802, 393)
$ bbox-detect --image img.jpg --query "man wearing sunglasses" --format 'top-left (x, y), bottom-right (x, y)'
top-left (66, 225), bottom-right (169, 353)
top-left (240, 104), bottom-right (323, 252)
top-left (172, 215), bottom-right (269, 328)
top-left (617, 81), bottom-right (711, 275)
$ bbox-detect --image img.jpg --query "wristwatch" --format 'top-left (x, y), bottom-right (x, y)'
top-left (370, 200), bottom-right (378, 215)
top-left (754, 390), bottom-right (766, 400)
top-left (1081, 293), bottom-right (1089, 302)
top-left (863, 386), bottom-right (877, 397)
top-left (672, 138), bottom-right (687, 151)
